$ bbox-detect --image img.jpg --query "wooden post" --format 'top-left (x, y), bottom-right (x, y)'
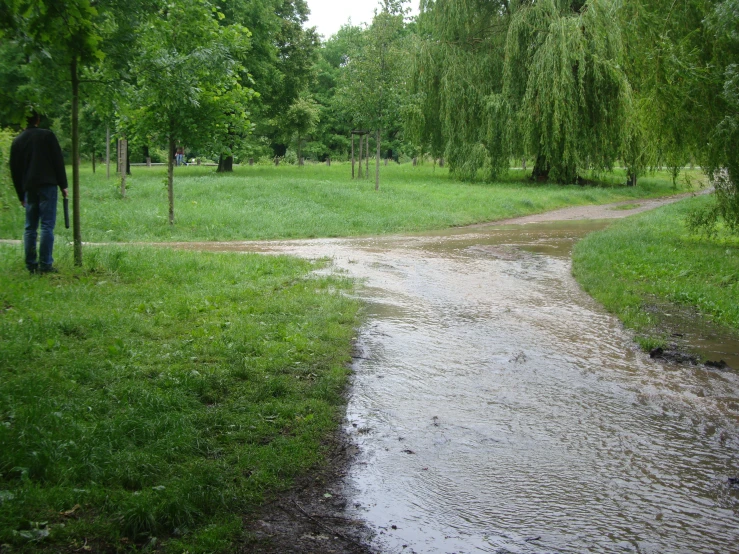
top-left (375, 128), bottom-right (380, 191)
top-left (358, 134), bottom-right (363, 178)
top-left (168, 134), bottom-right (174, 225)
top-left (71, 56), bottom-right (82, 266)
top-left (119, 139), bottom-right (127, 197)
top-left (106, 126), bottom-right (110, 179)
top-left (326, 157), bottom-right (331, 167)
top-left (351, 134), bottom-right (355, 178)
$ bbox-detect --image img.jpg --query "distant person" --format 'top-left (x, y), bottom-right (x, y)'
top-left (176, 146), bottom-right (184, 166)
top-left (10, 111), bottom-right (68, 274)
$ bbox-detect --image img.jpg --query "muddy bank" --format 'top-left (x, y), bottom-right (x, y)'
top-left (239, 430), bottom-right (374, 553)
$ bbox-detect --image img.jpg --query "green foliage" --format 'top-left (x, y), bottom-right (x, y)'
top-left (0, 127), bottom-right (15, 210)
top-left (0, 245), bottom-right (360, 551)
top-left (280, 96), bottom-right (320, 161)
top-left (623, 0), bottom-right (739, 229)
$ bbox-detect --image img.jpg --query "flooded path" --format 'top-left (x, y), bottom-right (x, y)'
top-left (170, 208), bottom-right (739, 553)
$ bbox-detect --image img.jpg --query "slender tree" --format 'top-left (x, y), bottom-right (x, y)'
top-left (336, 0), bottom-right (408, 189)
top-left (123, 0), bottom-right (253, 224)
top-left (0, 0), bottom-right (106, 265)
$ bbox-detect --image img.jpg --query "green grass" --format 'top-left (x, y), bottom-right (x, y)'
top-left (0, 162), bottom-right (703, 243)
top-left (0, 244), bottom-right (360, 552)
top-left (572, 195), bottom-right (739, 346)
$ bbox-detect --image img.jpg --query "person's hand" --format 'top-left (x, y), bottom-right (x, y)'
top-left (62, 188), bottom-right (68, 198)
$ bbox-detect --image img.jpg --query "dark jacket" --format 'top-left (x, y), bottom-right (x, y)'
top-left (10, 127), bottom-right (68, 203)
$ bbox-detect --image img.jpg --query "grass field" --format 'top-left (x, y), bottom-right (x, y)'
top-left (572, 195), bottom-right (739, 349)
top-left (0, 245), bottom-right (360, 552)
top-left (0, 162), bottom-right (704, 243)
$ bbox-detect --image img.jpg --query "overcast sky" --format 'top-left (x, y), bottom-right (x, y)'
top-left (306, 0), bottom-right (419, 40)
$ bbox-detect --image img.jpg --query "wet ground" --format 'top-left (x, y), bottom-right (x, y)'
top-left (171, 202), bottom-right (739, 553)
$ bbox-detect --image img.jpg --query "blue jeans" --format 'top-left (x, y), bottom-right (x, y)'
top-left (24, 186), bottom-right (58, 271)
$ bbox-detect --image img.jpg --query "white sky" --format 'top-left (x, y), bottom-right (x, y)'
top-left (306, 0), bottom-right (419, 40)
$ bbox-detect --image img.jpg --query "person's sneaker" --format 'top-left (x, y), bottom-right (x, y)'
top-left (39, 266), bottom-right (59, 274)
top-left (27, 266), bottom-right (38, 274)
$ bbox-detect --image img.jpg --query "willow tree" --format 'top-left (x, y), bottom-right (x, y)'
top-left (407, 0), bottom-right (511, 180)
top-left (622, 0), bottom-right (739, 228)
top-left (503, 0), bottom-right (631, 183)
top-left (410, 0), bottom-right (631, 183)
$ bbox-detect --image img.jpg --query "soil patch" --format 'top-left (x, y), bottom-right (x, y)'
top-left (239, 429), bottom-right (375, 554)
top-left (641, 300), bottom-right (738, 371)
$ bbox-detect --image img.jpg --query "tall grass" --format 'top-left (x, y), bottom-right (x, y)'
top-left (0, 244), bottom-right (360, 552)
top-left (0, 162), bottom-right (702, 243)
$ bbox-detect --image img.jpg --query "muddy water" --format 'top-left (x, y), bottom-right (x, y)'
top-left (176, 219), bottom-right (739, 553)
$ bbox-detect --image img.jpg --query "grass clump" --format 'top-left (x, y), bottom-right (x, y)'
top-left (572, 194), bottom-right (739, 347)
top-left (0, 163), bottom-right (702, 243)
top-left (0, 244), bottom-right (360, 552)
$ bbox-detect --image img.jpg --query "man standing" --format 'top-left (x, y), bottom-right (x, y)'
top-left (10, 112), bottom-right (68, 274)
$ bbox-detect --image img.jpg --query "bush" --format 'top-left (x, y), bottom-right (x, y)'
top-left (0, 128), bottom-right (17, 210)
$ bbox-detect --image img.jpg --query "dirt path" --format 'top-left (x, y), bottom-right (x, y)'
top-left (485, 189), bottom-right (707, 226)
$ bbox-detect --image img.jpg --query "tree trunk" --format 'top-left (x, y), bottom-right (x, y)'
top-left (375, 128), bottom-right (380, 191)
top-left (106, 126), bottom-right (110, 179)
top-left (532, 154), bottom-right (550, 181)
top-left (365, 135), bottom-right (369, 177)
top-left (126, 145), bottom-right (131, 175)
top-left (168, 134), bottom-right (175, 225)
top-left (351, 134), bottom-right (355, 178)
top-left (71, 57), bottom-right (82, 266)
top-left (626, 170), bottom-right (637, 187)
top-left (217, 154), bottom-right (234, 173)
top-left (439, 157), bottom-right (444, 168)
top-left (297, 134), bottom-right (303, 166)
top-left (120, 139), bottom-right (127, 198)
top-left (92, 148), bottom-right (95, 174)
